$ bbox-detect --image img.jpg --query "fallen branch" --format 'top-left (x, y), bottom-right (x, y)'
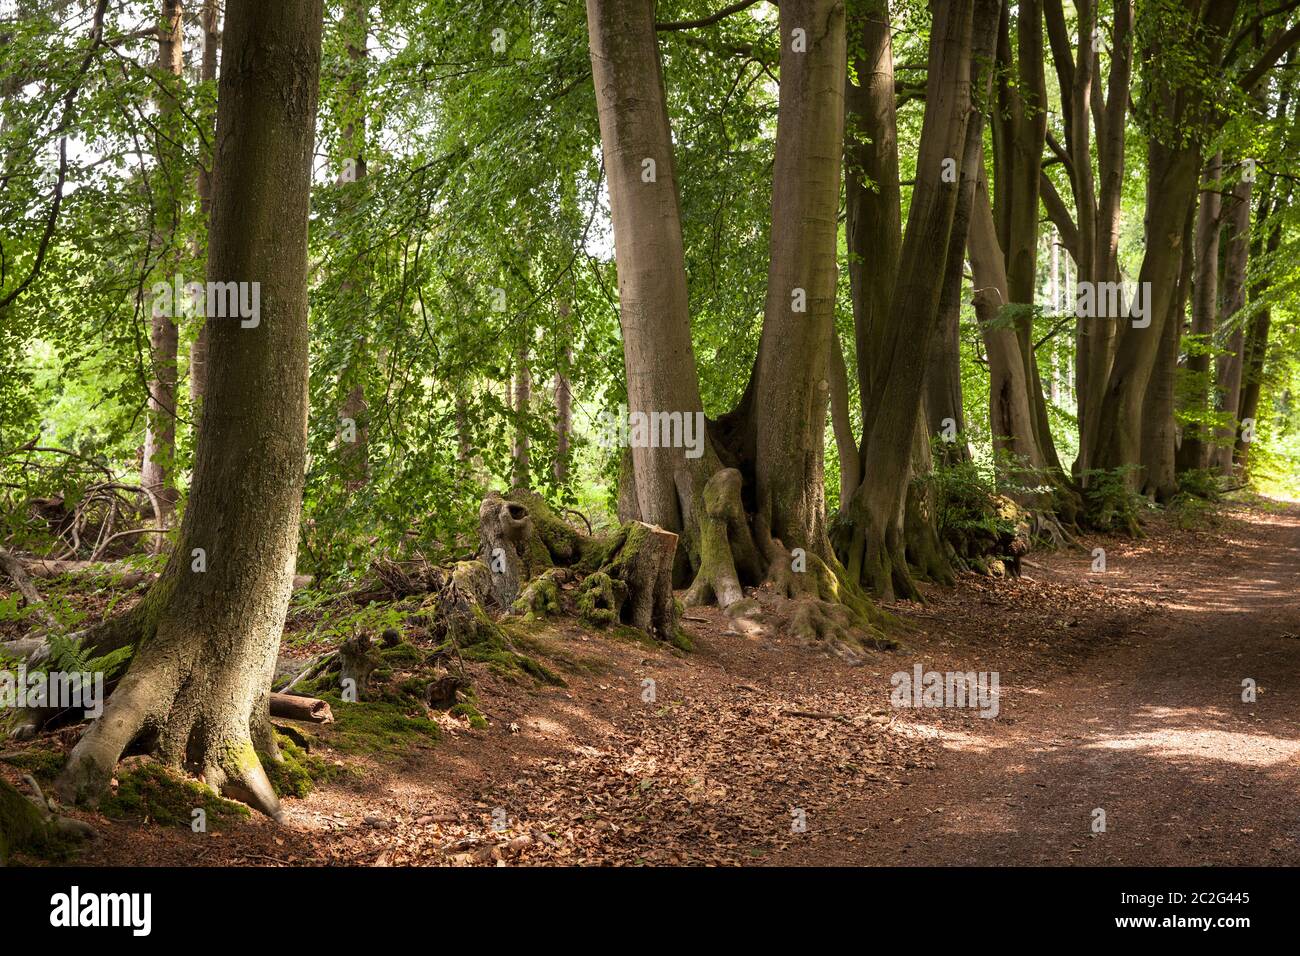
top-left (269, 693), bottom-right (334, 723)
top-left (0, 546), bottom-right (58, 630)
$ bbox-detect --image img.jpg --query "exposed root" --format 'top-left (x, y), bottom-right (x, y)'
top-left (683, 468), bottom-right (762, 610)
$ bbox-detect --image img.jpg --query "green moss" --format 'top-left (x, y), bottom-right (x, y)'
top-left (98, 762), bottom-right (250, 830)
top-left (316, 692), bottom-right (442, 756)
top-left (512, 571), bottom-right (562, 620)
top-left (576, 571), bottom-right (625, 627)
top-left (380, 641), bottom-right (426, 667)
top-left (260, 733), bottom-right (335, 799)
top-left (1, 777), bottom-right (51, 864)
top-left (449, 701), bottom-right (488, 728)
top-left (508, 489), bottom-right (585, 565)
top-left (0, 748), bottom-right (67, 781)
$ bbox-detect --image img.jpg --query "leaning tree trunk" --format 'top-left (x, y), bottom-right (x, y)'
top-left (56, 0), bottom-right (323, 819)
top-left (1235, 183), bottom-right (1286, 470)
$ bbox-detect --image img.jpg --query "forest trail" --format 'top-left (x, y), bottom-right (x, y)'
top-left (71, 499), bottom-right (1300, 867)
top-left (775, 500), bottom-right (1300, 866)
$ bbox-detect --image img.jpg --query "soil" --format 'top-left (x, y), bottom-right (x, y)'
top-left (7, 497), bottom-right (1298, 866)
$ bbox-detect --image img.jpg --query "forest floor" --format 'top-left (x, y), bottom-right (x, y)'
top-left (7, 495), bottom-right (1300, 866)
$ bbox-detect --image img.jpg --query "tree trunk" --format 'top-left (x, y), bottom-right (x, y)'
top-left (1209, 172), bottom-right (1253, 475)
top-left (838, 0), bottom-right (975, 599)
top-left (56, 0), bottom-right (324, 820)
top-left (1235, 183), bottom-right (1286, 470)
top-left (189, 0), bottom-right (220, 425)
top-left (512, 342), bottom-right (531, 488)
top-left (1176, 153), bottom-right (1222, 472)
top-left (554, 303), bottom-right (572, 482)
top-left (735, 0), bottom-right (847, 557)
top-left (141, 0), bottom-right (185, 534)
top-left (337, 0), bottom-right (370, 491)
top-left (586, 0), bottom-right (742, 594)
top-left (1140, 199), bottom-right (1194, 500)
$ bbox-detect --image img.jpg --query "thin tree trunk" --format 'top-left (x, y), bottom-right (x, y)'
top-left (512, 342), bottom-right (531, 487)
top-left (189, 0), bottom-right (219, 426)
top-left (141, 0), bottom-right (184, 534)
top-left (1176, 153), bottom-right (1222, 472)
top-left (337, 0), bottom-right (369, 490)
top-left (1141, 199), bottom-right (1195, 500)
top-left (1209, 171), bottom-right (1253, 474)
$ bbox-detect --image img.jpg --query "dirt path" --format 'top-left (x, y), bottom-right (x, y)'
top-left (774, 500), bottom-right (1300, 866)
top-left (61, 499), bottom-right (1300, 867)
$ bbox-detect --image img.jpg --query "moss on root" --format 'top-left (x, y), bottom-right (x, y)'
top-left (314, 691), bottom-right (442, 757)
top-left (0, 777), bottom-right (53, 864)
top-left (260, 732), bottom-right (337, 798)
top-left (98, 761), bottom-right (250, 830)
top-left (0, 748), bottom-right (68, 782)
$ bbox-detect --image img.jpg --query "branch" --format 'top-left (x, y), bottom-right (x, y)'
top-left (1238, 21), bottom-right (1300, 97)
top-left (655, 0), bottom-right (768, 31)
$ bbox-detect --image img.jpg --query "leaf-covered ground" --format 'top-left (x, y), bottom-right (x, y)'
top-left (4, 497), bottom-right (1298, 866)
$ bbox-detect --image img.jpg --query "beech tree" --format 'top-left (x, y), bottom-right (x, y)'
top-left (55, 0), bottom-right (324, 817)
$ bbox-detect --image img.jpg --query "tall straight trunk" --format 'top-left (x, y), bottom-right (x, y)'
top-left (925, 179), bottom-right (971, 464)
top-left (189, 0), bottom-right (219, 424)
top-left (992, 0), bottom-right (1062, 475)
top-left (735, 0), bottom-right (846, 556)
top-left (1089, 0), bottom-right (1239, 490)
top-left (1235, 184), bottom-right (1286, 469)
top-left (1046, 0), bottom-right (1132, 474)
top-left (1140, 200), bottom-right (1195, 500)
top-left (58, 0), bottom-right (324, 819)
top-left (554, 303), bottom-right (572, 483)
top-left (1209, 172), bottom-right (1253, 474)
top-left (1176, 153), bottom-right (1222, 472)
top-left (844, 0), bottom-right (901, 430)
top-left (141, 0), bottom-right (184, 531)
top-left (837, 0), bottom-right (975, 599)
top-left (512, 343), bottom-right (531, 487)
top-left (337, 0), bottom-right (369, 489)
top-left (586, 0), bottom-right (748, 597)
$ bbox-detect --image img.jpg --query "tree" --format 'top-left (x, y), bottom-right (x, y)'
top-left (139, 0), bottom-right (186, 531)
top-left (56, 0), bottom-right (324, 818)
top-left (835, 0), bottom-right (979, 599)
